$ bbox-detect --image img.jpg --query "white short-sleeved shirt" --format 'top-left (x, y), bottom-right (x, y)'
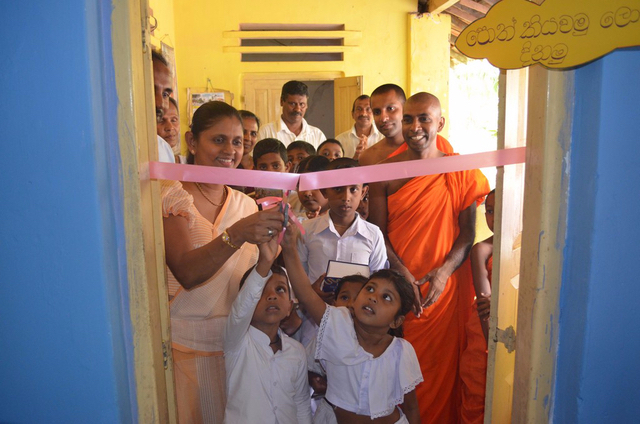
top-left (224, 269), bottom-right (312, 424)
top-left (316, 306), bottom-right (423, 419)
top-left (335, 125), bottom-right (384, 158)
top-left (258, 117), bottom-right (326, 148)
top-left (298, 213), bottom-right (388, 283)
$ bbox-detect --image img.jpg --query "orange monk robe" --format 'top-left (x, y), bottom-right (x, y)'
top-left (459, 253), bottom-right (493, 424)
top-left (387, 161), bottom-right (489, 423)
top-left (387, 134), bottom-right (454, 159)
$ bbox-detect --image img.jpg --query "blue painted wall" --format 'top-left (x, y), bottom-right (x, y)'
top-left (0, 1), bottom-right (136, 423)
top-left (554, 48), bottom-right (640, 422)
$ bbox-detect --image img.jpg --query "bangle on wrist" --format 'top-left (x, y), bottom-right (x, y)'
top-left (222, 230), bottom-right (241, 250)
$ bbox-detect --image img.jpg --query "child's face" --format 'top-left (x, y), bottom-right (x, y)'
top-left (256, 152), bottom-right (290, 173)
top-left (319, 143), bottom-right (343, 161)
top-left (356, 188), bottom-right (369, 220)
top-left (352, 277), bottom-right (403, 331)
top-left (335, 281), bottom-right (365, 309)
top-left (322, 184), bottom-right (367, 221)
top-left (251, 274), bottom-right (293, 327)
top-left (287, 148), bottom-right (310, 171)
top-left (485, 192), bottom-right (495, 232)
top-left (298, 188), bottom-right (328, 214)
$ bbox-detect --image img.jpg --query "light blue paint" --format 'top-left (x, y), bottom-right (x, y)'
top-left (0, 1), bottom-right (136, 422)
top-left (553, 47), bottom-right (640, 423)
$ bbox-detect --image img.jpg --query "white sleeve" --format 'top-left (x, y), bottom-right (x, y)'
top-left (398, 339), bottom-right (424, 394)
top-left (297, 231), bottom-right (310, 276)
top-left (368, 226), bottom-right (389, 272)
top-left (315, 306), bottom-right (365, 365)
top-left (224, 268), bottom-right (271, 352)
top-left (294, 349), bottom-right (313, 424)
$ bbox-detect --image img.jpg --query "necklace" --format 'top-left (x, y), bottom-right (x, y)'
top-left (195, 182), bottom-right (226, 207)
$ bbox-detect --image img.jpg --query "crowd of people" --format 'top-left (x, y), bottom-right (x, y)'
top-left (152, 50), bottom-right (494, 424)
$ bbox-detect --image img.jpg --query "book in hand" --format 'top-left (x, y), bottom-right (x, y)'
top-left (321, 260), bottom-right (370, 293)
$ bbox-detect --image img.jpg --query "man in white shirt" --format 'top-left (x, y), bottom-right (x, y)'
top-left (335, 95), bottom-right (384, 160)
top-left (152, 50), bottom-right (176, 163)
top-left (224, 240), bottom-right (312, 424)
top-left (257, 81), bottom-right (326, 149)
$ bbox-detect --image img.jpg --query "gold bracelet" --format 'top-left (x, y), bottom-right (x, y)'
top-left (221, 230), bottom-right (241, 250)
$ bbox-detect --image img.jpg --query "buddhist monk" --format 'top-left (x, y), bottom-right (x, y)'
top-left (369, 92), bottom-right (490, 423)
top-left (359, 84), bottom-right (453, 166)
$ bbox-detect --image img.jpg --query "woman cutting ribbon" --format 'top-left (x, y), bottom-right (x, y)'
top-left (161, 101), bottom-right (284, 424)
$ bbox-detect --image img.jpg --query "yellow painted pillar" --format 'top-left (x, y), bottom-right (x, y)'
top-left (407, 13), bottom-right (451, 138)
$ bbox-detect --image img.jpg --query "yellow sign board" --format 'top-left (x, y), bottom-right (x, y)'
top-left (455, 0), bottom-right (640, 69)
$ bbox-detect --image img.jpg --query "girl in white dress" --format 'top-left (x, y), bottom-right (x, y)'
top-left (282, 225), bottom-right (423, 424)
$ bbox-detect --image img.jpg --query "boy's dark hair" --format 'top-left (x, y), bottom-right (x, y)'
top-left (351, 94), bottom-right (370, 113)
top-left (238, 109), bottom-right (261, 129)
top-left (368, 269), bottom-right (416, 338)
top-left (297, 155), bottom-right (330, 174)
top-left (281, 80), bottom-right (309, 100)
top-left (371, 84), bottom-right (406, 104)
top-left (239, 264), bottom-right (291, 299)
top-left (151, 49), bottom-right (169, 67)
top-left (253, 138), bottom-right (288, 167)
top-left (318, 139), bottom-right (345, 156)
top-left (325, 157), bottom-right (359, 171)
top-left (287, 140), bottom-right (316, 155)
top-left (188, 101), bottom-right (242, 164)
top-left (334, 274), bottom-right (368, 301)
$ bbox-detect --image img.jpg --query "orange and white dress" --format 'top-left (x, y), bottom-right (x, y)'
top-left (161, 180), bottom-right (258, 424)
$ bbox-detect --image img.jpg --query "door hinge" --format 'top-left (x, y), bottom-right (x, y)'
top-left (162, 339), bottom-right (169, 369)
top-left (495, 325), bottom-right (516, 353)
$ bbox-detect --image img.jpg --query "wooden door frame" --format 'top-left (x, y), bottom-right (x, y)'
top-left (112, 0), bottom-right (176, 422)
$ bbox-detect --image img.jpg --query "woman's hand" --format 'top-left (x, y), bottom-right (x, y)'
top-left (228, 208), bottom-right (284, 246)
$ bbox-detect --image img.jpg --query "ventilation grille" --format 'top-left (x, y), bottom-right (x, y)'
top-left (223, 24), bottom-right (361, 62)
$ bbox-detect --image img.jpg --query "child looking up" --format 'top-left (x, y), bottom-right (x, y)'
top-left (296, 155), bottom-right (330, 220)
top-left (282, 228), bottom-right (422, 424)
top-left (298, 158), bottom-right (387, 286)
top-left (308, 275), bottom-right (368, 424)
top-left (224, 236), bottom-right (312, 424)
top-left (317, 139), bottom-right (344, 161)
top-left (287, 140), bottom-right (316, 172)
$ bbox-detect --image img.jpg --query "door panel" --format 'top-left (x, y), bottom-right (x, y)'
top-left (333, 76), bottom-right (362, 136)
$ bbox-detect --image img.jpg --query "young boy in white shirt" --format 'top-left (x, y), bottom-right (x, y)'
top-left (295, 158), bottom-right (388, 347)
top-left (224, 237), bottom-right (312, 424)
top-left (298, 157), bottom-right (388, 285)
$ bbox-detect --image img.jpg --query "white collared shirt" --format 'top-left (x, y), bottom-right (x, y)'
top-left (316, 306), bottom-right (423, 419)
top-left (224, 269), bottom-right (312, 424)
top-left (335, 124), bottom-right (384, 158)
top-left (258, 117), bottom-right (326, 148)
top-left (298, 213), bottom-right (388, 283)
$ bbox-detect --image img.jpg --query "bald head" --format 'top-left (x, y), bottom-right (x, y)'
top-left (406, 92), bottom-right (441, 114)
top-left (402, 92), bottom-right (445, 154)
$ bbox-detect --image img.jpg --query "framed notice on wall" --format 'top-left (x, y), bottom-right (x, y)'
top-left (187, 87), bottom-right (234, 124)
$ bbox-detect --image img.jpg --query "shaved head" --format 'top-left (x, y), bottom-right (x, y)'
top-left (406, 92), bottom-right (441, 114)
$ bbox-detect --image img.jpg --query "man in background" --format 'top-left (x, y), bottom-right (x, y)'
top-left (335, 95), bottom-right (383, 160)
top-left (258, 81), bottom-right (326, 148)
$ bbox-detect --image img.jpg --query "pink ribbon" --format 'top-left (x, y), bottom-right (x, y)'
top-left (256, 196), bottom-right (305, 244)
top-left (298, 147), bottom-right (526, 190)
top-left (148, 162), bottom-right (299, 190)
top-left (148, 147), bottom-right (526, 191)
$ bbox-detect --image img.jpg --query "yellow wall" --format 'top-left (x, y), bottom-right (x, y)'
top-left (149, 0), bottom-right (177, 50)
top-left (171, 0), bottom-right (417, 144)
